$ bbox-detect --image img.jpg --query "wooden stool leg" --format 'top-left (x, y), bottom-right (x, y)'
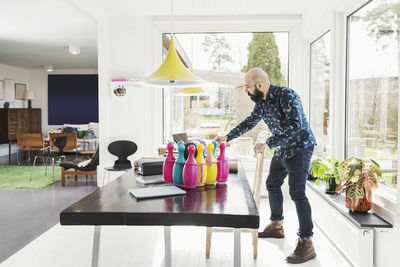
top-left (206, 227), bottom-right (212, 258)
top-left (253, 229), bottom-right (258, 259)
top-left (75, 175), bottom-right (78, 181)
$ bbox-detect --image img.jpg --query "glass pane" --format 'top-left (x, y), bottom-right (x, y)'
top-left (163, 32), bottom-right (289, 149)
top-left (347, 0), bottom-right (399, 187)
top-left (310, 31), bottom-right (331, 158)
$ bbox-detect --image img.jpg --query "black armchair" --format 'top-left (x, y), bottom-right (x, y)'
top-left (60, 149), bottom-right (99, 186)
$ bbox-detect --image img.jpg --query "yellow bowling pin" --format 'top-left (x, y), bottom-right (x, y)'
top-left (206, 143), bottom-right (218, 185)
top-left (195, 144), bottom-right (207, 187)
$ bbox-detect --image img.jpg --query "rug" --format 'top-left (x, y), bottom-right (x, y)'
top-left (0, 166), bottom-right (62, 189)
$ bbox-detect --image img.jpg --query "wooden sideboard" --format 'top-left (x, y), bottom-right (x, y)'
top-left (0, 108), bottom-right (42, 163)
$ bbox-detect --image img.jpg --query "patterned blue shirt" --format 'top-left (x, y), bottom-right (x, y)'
top-left (226, 84), bottom-right (316, 159)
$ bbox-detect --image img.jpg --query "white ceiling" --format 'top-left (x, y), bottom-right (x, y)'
top-left (72, 0), bottom-right (342, 17)
top-left (0, 0), bottom-right (97, 69)
top-left (0, 0), bottom-right (363, 70)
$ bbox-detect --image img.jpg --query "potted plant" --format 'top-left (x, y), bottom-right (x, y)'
top-left (308, 158), bottom-right (327, 181)
top-left (317, 158), bottom-right (340, 194)
top-left (336, 157), bottom-right (381, 212)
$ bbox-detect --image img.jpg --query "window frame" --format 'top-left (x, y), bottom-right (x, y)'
top-left (309, 30), bottom-right (331, 157)
top-left (344, 0), bottom-right (398, 201)
top-left (161, 31), bottom-right (290, 142)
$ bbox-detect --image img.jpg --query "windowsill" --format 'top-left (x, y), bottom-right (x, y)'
top-left (307, 180), bottom-right (393, 228)
top-left (371, 186), bottom-right (398, 221)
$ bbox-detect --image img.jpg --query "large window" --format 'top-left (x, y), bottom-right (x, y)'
top-left (310, 31), bottom-right (331, 158)
top-left (347, 0), bottom-right (399, 188)
top-left (163, 32), bottom-right (289, 147)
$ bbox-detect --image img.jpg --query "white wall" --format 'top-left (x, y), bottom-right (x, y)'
top-left (0, 64), bottom-right (31, 156)
top-left (0, 63), bottom-right (97, 157)
top-left (0, 63), bottom-right (29, 109)
top-left (97, 16), bottom-right (163, 176)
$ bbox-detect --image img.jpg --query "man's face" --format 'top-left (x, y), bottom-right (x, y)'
top-left (244, 76), bottom-right (257, 95)
top-left (242, 76), bottom-right (264, 104)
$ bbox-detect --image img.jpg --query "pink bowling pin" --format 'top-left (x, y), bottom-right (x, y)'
top-left (183, 145), bottom-right (198, 188)
top-left (163, 143), bottom-right (175, 183)
top-left (217, 143), bottom-right (229, 183)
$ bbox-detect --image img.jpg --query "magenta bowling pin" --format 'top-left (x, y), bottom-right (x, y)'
top-left (183, 145), bottom-right (198, 188)
top-left (163, 143), bottom-right (175, 183)
top-left (217, 142), bottom-right (229, 183)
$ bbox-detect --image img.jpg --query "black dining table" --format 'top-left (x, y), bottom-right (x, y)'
top-left (60, 163), bottom-right (259, 267)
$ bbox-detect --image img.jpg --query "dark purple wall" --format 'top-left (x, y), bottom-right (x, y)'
top-left (48, 74), bottom-right (98, 125)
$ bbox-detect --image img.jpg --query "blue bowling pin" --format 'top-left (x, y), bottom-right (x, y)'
top-left (212, 140), bottom-right (219, 158)
top-left (177, 140), bottom-right (184, 146)
top-left (173, 143), bottom-right (186, 185)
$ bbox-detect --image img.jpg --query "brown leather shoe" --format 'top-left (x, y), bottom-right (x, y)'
top-left (258, 220), bottom-right (284, 238)
top-left (286, 237), bottom-right (316, 264)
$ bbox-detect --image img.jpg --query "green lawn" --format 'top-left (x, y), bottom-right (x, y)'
top-left (0, 166), bottom-right (61, 189)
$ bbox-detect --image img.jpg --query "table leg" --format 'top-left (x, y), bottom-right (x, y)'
top-left (234, 228), bottom-right (241, 267)
top-left (92, 226), bottom-right (101, 267)
top-left (164, 226), bottom-right (171, 267)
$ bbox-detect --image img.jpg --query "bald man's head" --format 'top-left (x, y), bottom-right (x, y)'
top-left (245, 67), bottom-right (269, 85)
top-left (243, 68), bottom-right (270, 103)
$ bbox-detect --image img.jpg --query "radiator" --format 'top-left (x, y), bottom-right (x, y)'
top-left (307, 184), bottom-right (374, 267)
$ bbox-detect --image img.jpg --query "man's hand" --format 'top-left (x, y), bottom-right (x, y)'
top-left (254, 143), bottom-right (266, 154)
top-left (214, 135), bottom-right (228, 144)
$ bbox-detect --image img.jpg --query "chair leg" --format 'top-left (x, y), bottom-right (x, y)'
top-left (61, 167), bottom-right (65, 187)
top-left (45, 157), bottom-right (48, 176)
top-left (16, 146), bottom-right (20, 165)
top-left (252, 229), bottom-right (258, 259)
top-left (206, 227), bottom-right (212, 258)
top-left (30, 156), bottom-right (38, 181)
top-left (75, 175), bottom-right (78, 181)
top-left (9, 141), bottom-right (11, 165)
top-left (52, 157), bottom-right (55, 182)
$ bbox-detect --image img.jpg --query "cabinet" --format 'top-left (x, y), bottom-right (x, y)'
top-left (0, 108), bottom-right (41, 163)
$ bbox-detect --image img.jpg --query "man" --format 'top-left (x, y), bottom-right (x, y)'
top-left (214, 68), bottom-right (316, 264)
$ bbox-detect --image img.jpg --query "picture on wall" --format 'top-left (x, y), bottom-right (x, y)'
top-left (48, 74), bottom-right (99, 124)
top-left (15, 83), bottom-right (26, 100)
top-left (4, 78), bottom-right (14, 102)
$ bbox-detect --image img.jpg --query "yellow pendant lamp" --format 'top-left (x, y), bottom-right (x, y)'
top-left (144, 36), bottom-right (203, 87)
top-left (177, 86), bottom-right (205, 94)
top-left (142, 0), bottom-right (204, 87)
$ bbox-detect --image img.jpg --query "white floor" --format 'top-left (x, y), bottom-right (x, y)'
top-left (1, 159), bottom-right (352, 267)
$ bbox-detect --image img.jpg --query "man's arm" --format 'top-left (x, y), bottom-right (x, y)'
top-left (226, 106), bottom-right (261, 142)
top-left (266, 91), bottom-right (305, 148)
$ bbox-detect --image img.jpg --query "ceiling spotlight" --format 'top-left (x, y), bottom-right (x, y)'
top-left (44, 65), bottom-right (53, 72)
top-left (68, 45), bottom-right (80, 55)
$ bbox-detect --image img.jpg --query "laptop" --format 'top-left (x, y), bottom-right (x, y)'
top-left (129, 185), bottom-right (186, 199)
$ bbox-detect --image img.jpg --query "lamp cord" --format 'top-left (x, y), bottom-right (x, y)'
top-left (171, 0), bottom-right (173, 37)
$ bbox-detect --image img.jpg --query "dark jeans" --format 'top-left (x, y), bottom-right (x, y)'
top-left (266, 147), bottom-right (314, 238)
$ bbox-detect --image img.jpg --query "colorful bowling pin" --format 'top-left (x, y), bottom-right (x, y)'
top-left (172, 143), bottom-right (185, 185)
top-left (163, 143), bottom-right (175, 183)
top-left (205, 143), bottom-right (218, 185)
top-left (212, 140), bottom-right (219, 158)
top-left (177, 140), bottom-right (184, 146)
top-left (217, 142), bottom-right (229, 183)
top-left (195, 144), bottom-right (207, 187)
top-left (183, 145), bottom-right (198, 188)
